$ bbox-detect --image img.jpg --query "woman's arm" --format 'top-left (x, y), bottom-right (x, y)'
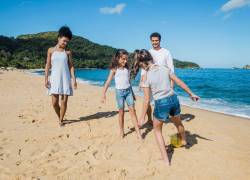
top-left (102, 69), bottom-right (115, 102)
top-left (67, 51), bottom-right (77, 89)
top-left (139, 74), bottom-right (146, 89)
top-left (170, 74), bottom-right (200, 101)
top-left (45, 48), bottom-right (52, 88)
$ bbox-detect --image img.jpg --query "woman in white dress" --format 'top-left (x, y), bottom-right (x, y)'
top-left (45, 26), bottom-right (77, 126)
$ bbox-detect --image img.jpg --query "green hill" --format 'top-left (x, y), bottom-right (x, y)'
top-left (0, 32), bottom-right (200, 69)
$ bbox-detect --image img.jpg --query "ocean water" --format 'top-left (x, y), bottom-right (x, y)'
top-left (33, 68), bottom-right (250, 119)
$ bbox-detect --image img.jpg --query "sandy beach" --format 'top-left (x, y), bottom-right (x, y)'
top-left (0, 70), bottom-right (250, 180)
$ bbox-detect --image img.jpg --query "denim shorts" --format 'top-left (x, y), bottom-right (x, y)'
top-left (153, 94), bottom-right (181, 123)
top-left (115, 87), bottom-right (135, 109)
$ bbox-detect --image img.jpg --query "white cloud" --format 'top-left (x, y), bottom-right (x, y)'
top-left (221, 0), bottom-right (250, 12)
top-left (100, 3), bottom-right (126, 15)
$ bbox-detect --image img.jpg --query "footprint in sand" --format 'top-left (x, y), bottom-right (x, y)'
top-left (57, 134), bottom-right (70, 139)
top-left (0, 151), bottom-right (4, 160)
top-left (106, 168), bottom-right (127, 178)
top-left (31, 177), bottom-right (40, 180)
top-left (18, 113), bottom-right (30, 120)
top-left (58, 134), bottom-right (63, 138)
top-left (120, 169), bottom-right (127, 178)
top-left (2, 138), bottom-right (8, 142)
top-left (18, 149), bottom-right (22, 156)
top-left (92, 150), bottom-right (98, 159)
top-left (18, 114), bottom-right (24, 118)
top-left (16, 161), bottom-right (21, 166)
top-left (103, 145), bottom-right (113, 160)
top-left (85, 160), bottom-right (93, 172)
top-left (1, 138), bottom-right (13, 145)
top-left (74, 149), bottom-right (86, 156)
top-left (19, 114), bottom-right (39, 125)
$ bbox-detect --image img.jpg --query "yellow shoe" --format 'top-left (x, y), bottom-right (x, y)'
top-left (170, 133), bottom-right (182, 148)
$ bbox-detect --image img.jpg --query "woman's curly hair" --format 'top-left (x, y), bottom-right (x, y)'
top-left (130, 49), bottom-right (153, 80)
top-left (58, 26), bottom-right (72, 40)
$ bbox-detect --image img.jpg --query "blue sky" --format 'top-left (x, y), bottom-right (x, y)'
top-left (0, 0), bottom-right (250, 68)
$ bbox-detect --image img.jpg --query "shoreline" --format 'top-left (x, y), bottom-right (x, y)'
top-left (181, 104), bottom-right (250, 121)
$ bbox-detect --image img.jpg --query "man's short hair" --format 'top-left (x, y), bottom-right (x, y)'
top-left (150, 32), bottom-right (161, 41)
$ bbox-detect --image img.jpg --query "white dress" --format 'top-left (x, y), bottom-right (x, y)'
top-left (48, 49), bottom-right (73, 96)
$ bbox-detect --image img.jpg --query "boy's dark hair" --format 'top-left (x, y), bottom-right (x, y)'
top-left (150, 32), bottom-right (161, 41)
top-left (58, 26), bottom-right (72, 40)
top-left (110, 49), bottom-right (129, 69)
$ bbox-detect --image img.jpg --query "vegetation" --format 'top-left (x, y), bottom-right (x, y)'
top-left (243, 65), bottom-right (250, 69)
top-left (0, 32), bottom-right (200, 69)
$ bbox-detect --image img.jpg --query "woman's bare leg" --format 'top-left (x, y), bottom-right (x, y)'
top-left (51, 94), bottom-right (60, 119)
top-left (153, 118), bottom-right (168, 165)
top-left (59, 95), bottom-right (68, 124)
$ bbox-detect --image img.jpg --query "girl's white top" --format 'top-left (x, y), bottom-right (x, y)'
top-left (114, 68), bottom-right (130, 89)
top-left (48, 49), bottom-right (73, 96)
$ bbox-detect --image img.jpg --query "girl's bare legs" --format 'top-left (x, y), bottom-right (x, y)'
top-left (170, 115), bottom-right (187, 145)
top-left (52, 94), bottom-right (60, 119)
top-left (128, 106), bottom-right (142, 140)
top-left (59, 95), bottom-right (68, 125)
top-left (153, 118), bottom-right (169, 165)
top-left (118, 109), bottom-right (125, 138)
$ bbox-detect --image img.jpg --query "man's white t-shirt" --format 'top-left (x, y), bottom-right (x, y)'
top-left (141, 48), bottom-right (174, 75)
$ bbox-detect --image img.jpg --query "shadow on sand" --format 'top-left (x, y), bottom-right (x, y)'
top-left (124, 113), bottom-right (196, 138)
top-left (63, 111), bottom-right (119, 125)
top-left (165, 130), bottom-right (213, 165)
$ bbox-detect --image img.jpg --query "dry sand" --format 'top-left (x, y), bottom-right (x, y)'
top-left (0, 70), bottom-right (250, 180)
